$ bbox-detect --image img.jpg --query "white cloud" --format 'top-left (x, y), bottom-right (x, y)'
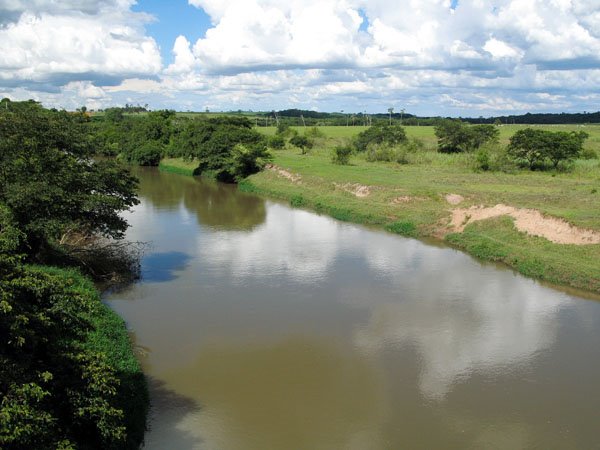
top-left (2, 0), bottom-right (600, 115)
top-left (0, 0), bottom-right (160, 88)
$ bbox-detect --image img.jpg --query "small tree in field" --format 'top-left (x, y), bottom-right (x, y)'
top-left (544, 131), bottom-right (588, 168)
top-left (508, 128), bottom-right (588, 169)
top-left (435, 120), bottom-right (499, 153)
top-left (289, 135), bottom-right (313, 154)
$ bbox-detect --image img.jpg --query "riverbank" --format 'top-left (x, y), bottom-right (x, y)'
top-left (235, 143), bottom-right (600, 294)
top-left (159, 157), bottom-right (200, 176)
top-left (35, 266), bottom-right (149, 449)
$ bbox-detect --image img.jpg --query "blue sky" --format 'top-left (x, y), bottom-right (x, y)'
top-left (0, 0), bottom-right (599, 116)
top-left (132, 0), bottom-right (211, 65)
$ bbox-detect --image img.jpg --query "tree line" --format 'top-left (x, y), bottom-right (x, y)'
top-left (1, 100), bottom-right (147, 449)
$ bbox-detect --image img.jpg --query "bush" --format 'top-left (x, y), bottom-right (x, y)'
top-left (305, 126), bottom-right (325, 138)
top-left (354, 124), bottom-right (407, 152)
top-left (331, 145), bottom-right (353, 165)
top-left (128, 141), bottom-right (163, 166)
top-left (229, 143), bottom-right (273, 181)
top-left (365, 143), bottom-right (396, 162)
top-left (475, 148), bottom-right (491, 171)
top-left (435, 120), bottom-right (499, 153)
top-left (267, 135), bottom-right (286, 150)
top-left (580, 147), bottom-right (597, 160)
top-left (289, 135), bottom-right (314, 154)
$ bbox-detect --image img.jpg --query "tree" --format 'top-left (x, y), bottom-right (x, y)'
top-left (169, 117), bottom-right (268, 182)
top-left (289, 135), bottom-right (313, 154)
top-left (0, 102), bottom-right (138, 258)
top-left (508, 128), bottom-right (588, 169)
top-left (435, 120), bottom-right (499, 153)
top-left (354, 124), bottom-right (407, 152)
top-left (388, 107), bottom-right (394, 125)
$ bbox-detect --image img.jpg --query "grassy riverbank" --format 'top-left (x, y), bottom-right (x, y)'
top-left (159, 157), bottom-right (200, 176)
top-left (33, 266), bottom-right (149, 449)
top-left (242, 125), bottom-right (600, 293)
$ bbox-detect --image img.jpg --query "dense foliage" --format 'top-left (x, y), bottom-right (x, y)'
top-left (170, 117), bottom-right (271, 182)
top-left (92, 113), bottom-right (271, 182)
top-left (0, 101), bottom-right (138, 258)
top-left (0, 101), bottom-right (147, 449)
top-left (508, 128), bottom-right (588, 169)
top-left (434, 121), bottom-right (499, 153)
top-left (353, 124), bottom-right (407, 152)
top-left (289, 135), bottom-right (314, 154)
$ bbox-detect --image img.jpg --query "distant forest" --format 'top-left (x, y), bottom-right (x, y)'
top-left (256, 109), bottom-right (600, 126)
top-left (82, 102), bottom-right (600, 126)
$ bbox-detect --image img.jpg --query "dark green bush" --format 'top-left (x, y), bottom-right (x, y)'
top-left (354, 124), bottom-right (407, 152)
top-left (331, 145), bottom-right (353, 165)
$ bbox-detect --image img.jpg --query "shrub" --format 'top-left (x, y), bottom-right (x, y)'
top-left (354, 124), bottom-right (407, 152)
top-left (289, 135), bottom-right (314, 154)
top-left (128, 141), bottom-right (163, 166)
top-left (580, 147), bottom-right (597, 160)
top-left (305, 126), bottom-right (325, 138)
top-left (331, 145), bottom-right (353, 165)
top-left (229, 143), bottom-right (273, 181)
top-left (365, 143), bottom-right (396, 162)
top-left (435, 120), bottom-right (499, 153)
top-left (475, 148), bottom-right (491, 171)
top-left (268, 135), bottom-right (286, 150)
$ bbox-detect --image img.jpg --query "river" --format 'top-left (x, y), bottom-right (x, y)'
top-left (104, 167), bottom-right (600, 449)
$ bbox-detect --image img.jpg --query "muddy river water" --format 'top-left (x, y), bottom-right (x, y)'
top-left (105, 167), bottom-right (600, 449)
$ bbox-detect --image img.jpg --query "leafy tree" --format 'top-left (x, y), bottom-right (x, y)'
top-left (169, 117), bottom-right (268, 182)
top-left (0, 102), bottom-right (138, 258)
top-left (0, 208), bottom-right (127, 449)
top-left (544, 131), bottom-right (588, 168)
top-left (354, 125), bottom-right (407, 152)
top-left (435, 120), bottom-right (499, 153)
top-left (506, 128), bottom-right (546, 168)
top-left (229, 143), bottom-right (273, 181)
top-left (508, 128), bottom-right (588, 169)
top-left (289, 135), bottom-right (314, 154)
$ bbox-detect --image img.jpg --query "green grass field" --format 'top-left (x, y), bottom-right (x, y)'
top-left (243, 125), bottom-right (600, 293)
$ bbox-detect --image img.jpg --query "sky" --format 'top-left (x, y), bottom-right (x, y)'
top-left (1, 0), bottom-right (600, 116)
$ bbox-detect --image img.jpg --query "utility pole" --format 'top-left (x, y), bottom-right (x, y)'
top-left (300, 114), bottom-right (306, 127)
top-left (400, 108), bottom-right (405, 125)
top-left (388, 107), bottom-right (394, 125)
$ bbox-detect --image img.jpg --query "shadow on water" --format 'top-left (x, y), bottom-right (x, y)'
top-left (135, 167), bottom-right (266, 231)
top-left (141, 251), bottom-right (193, 283)
top-left (143, 377), bottom-right (204, 450)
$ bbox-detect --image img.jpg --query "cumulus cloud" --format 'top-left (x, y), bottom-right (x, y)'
top-left (2, 0), bottom-right (600, 115)
top-left (0, 0), bottom-right (160, 89)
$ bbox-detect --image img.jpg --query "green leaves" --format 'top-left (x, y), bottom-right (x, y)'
top-left (435, 120), bottom-right (499, 153)
top-left (354, 124), bottom-right (407, 153)
top-left (508, 128), bottom-right (588, 169)
top-left (0, 103), bottom-right (139, 257)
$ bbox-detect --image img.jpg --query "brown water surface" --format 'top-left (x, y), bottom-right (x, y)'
top-left (105, 167), bottom-right (600, 449)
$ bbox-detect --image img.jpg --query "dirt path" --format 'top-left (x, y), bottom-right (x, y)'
top-left (449, 204), bottom-right (600, 245)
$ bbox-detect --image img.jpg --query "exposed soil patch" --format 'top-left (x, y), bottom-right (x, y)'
top-left (449, 204), bottom-right (600, 245)
top-left (445, 193), bottom-right (464, 205)
top-left (265, 164), bottom-right (302, 184)
top-left (334, 182), bottom-right (371, 198)
top-left (391, 196), bottom-right (412, 204)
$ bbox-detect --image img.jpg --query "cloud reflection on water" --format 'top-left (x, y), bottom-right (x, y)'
top-left (199, 202), bottom-right (567, 400)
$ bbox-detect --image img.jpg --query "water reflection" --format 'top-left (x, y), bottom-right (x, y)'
top-left (196, 203), bottom-right (564, 400)
top-left (105, 168), bottom-right (600, 449)
top-left (134, 168), bottom-right (266, 231)
top-left (141, 251), bottom-right (192, 283)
